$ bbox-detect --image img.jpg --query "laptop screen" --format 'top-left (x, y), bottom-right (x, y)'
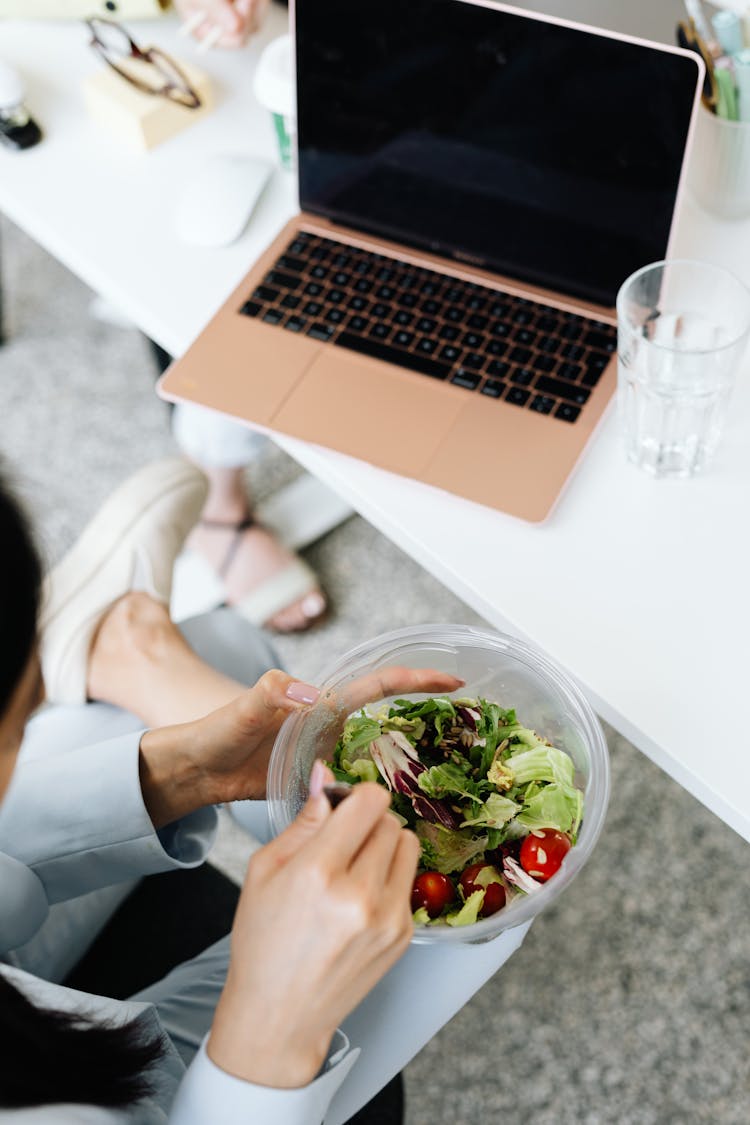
top-left (295, 0), bottom-right (700, 308)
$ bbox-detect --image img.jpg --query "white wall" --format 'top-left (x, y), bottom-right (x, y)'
top-left (507, 0), bottom-right (686, 45)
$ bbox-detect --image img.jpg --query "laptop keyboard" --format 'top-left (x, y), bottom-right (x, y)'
top-left (238, 231), bottom-right (617, 425)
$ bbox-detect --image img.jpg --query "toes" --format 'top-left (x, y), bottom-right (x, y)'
top-left (266, 590), bottom-right (327, 633)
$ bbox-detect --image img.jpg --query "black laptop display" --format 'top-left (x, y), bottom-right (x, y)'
top-left (296, 0), bottom-right (699, 307)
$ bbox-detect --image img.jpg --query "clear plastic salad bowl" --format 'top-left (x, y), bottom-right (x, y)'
top-left (267, 624), bottom-right (610, 944)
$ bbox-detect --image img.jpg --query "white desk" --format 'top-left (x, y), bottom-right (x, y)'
top-left (1, 11), bottom-right (749, 1121)
top-left (1, 13), bottom-right (749, 844)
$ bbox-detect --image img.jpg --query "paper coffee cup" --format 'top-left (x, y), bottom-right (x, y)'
top-left (254, 34), bottom-right (295, 171)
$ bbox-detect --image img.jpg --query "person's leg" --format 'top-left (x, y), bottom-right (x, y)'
top-left (171, 401), bottom-right (327, 633)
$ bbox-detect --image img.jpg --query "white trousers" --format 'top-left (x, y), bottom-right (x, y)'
top-left (171, 403), bottom-right (266, 470)
top-left (8, 609), bottom-right (278, 1065)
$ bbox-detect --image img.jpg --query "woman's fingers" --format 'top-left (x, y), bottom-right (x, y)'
top-left (235, 670), bottom-right (320, 730)
top-left (306, 782), bottom-right (392, 870)
top-left (348, 807), bottom-right (403, 892)
top-left (328, 665), bottom-right (464, 717)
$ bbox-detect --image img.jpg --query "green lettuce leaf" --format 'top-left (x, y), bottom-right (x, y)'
top-left (412, 906), bottom-right (432, 926)
top-left (505, 745), bottom-right (575, 788)
top-left (446, 889), bottom-right (485, 927)
top-left (341, 711), bottom-right (381, 755)
top-left (415, 820), bottom-right (488, 875)
top-left (417, 761), bottom-right (482, 802)
top-left (516, 782), bottom-right (579, 834)
top-left (341, 757), bottom-right (380, 784)
top-left (460, 792), bottom-right (520, 829)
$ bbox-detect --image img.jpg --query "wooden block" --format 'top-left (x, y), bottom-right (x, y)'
top-left (83, 58), bottom-right (213, 152)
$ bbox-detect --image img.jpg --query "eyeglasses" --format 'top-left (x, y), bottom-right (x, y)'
top-left (86, 18), bottom-right (201, 110)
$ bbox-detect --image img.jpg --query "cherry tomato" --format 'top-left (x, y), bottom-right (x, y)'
top-left (411, 871), bottom-right (455, 918)
top-left (519, 829), bottom-right (571, 882)
top-left (458, 862), bottom-right (506, 917)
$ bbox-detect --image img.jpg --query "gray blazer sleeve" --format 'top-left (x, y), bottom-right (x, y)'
top-left (0, 730), bottom-right (217, 904)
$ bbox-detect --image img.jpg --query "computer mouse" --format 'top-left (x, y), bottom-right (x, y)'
top-left (174, 153), bottom-right (273, 247)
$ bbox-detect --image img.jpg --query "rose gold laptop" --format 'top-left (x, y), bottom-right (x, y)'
top-left (159, 0), bottom-right (702, 522)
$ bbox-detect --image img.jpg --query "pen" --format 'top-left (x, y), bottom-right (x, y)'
top-left (734, 48), bottom-right (750, 120)
top-left (715, 57), bottom-right (739, 118)
top-left (712, 9), bottom-right (744, 54)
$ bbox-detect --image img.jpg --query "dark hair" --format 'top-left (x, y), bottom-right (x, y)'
top-left (0, 470), bottom-right (165, 1110)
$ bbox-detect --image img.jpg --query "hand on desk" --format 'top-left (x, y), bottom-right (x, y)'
top-left (174, 0), bottom-right (270, 48)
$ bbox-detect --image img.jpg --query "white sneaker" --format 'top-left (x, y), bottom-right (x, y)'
top-left (40, 458), bottom-right (208, 705)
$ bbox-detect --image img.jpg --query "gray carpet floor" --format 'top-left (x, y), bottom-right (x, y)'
top-left (1, 214), bottom-right (749, 1124)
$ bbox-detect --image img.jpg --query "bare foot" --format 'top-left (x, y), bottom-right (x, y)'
top-left (189, 519), bottom-right (326, 633)
top-left (87, 591), bottom-right (246, 727)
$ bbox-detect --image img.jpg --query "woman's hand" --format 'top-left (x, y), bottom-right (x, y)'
top-left (138, 666), bottom-right (463, 828)
top-left (208, 768), bottom-right (420, 1088)
top-left (173, 0), bottom-right (269, 48)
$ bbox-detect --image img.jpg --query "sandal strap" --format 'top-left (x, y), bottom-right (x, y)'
top-left (197, 517), bottom-right (256, 581)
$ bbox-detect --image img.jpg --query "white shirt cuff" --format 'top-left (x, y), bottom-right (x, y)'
top-left (170, 1033), bottom-right (360, 1125)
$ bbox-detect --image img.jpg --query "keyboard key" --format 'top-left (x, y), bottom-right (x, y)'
top-left (267, 270), bottom-right (303, 291)
top-left (467, 313), bottom-right (489, 330)
top-left (328, 289), bottom-right (345, 303)
top-left (490, 301), bottom-right (511, 318)
top-left (304, 301), bottom-right (322, 316)
top-left (349, 296), bottom-right (368, 311)
top-left (417, 317), bottom-right (437, 333)
top-left (333, 253), bottom-right (351, 267)
top-left (557, 361), bottom-right (583, 381)
top-left (262, 308), bottom-right (284, 324)
top-left (417, 337), bottom-right (437, 354)
top-left (377, 285), bottom-right (395, 300)
top-left (333, 271), bottom-right (349, 286)
top-left (446, 306), bottom-right (463, 322)
top-left (334, 332), bottom-right (452, 380)
top-left (288, 244), bottom-right (308, 258)
top-left (253, 285), bottom-right (279, 302)
top-left (283, 315), bottom-right (307, 333)
top-left (562, 343), bottom-right (585, 361)
top-left (348, 315), bottom-right (368, 332)
top-left (482, 379), bottom-right (506, 398)
top-left (377, 267), bottom-right (395, 282)
top-left (534, 354), bottom-right (557, 373)
top-left (530, 394), bottom-right (555, 414)
top-left (422, 299), bottom-right (440, 315)
top-left (555, 402), bottom-right (581, 423)
top-left (327, 308), bottom-right (345, 323)
top-left (402, 293), bottom-right (418, 308)
top-left (583, 354), bottom-right (611, 386)
top-left (451, 369), bottom-right (481, 390)
top-left (510, 346), bottom-right (532, 364)
top-left (281, 294), bottom-right (301, 310)
top-left (370, 323), bottom-right (391, 340)
top-left (355, 279), bottom-right (373, 293)
top-left (488, 360), bottom-right (509, 379)
top-left (311, 266), bottom-right (328, 279)
top-left (514, 309), bottom-right (533, 325)
top-left (439, 324), bottom-right (460, 341)
top-left (307, 322), bottom-right (333, 341)
top-left (463, 332), bottom-right (485, 350)
top-left (538, 335), bottom-right (558, 352)
top-left (584, 328), bottom-right (616, 352)
top-left (537, 314), bottom-right (559, 333)
top-left (487, 339), bottom-right (508, 356)
top-left (511, 367), bottom-right (534, 387)
top-left (535, 374), bottom-right (591, 405)
top-left (304, 282), bottom-right (323, 296)
top-left (561, 319), bottom-right (583, 340)
top-left (421, 281), bottom-right (440, 296)
top-left (239, 300), bottom-right (261, 317)
top-left (371, 303), bottom-right (389, 319)
top-left (279, 255), bottom-right (306, 272)
top-left (462, 352), bottom-right (485, 370)
top-left (394, 330), bottom-right (414, 347)
top-left (354, 260), bottom-right (373, 275)
top-left (440, 345), bottom-right (461, 362)
top-left (515, 328), bottom-right (535, 346)
top-left (395, 311), bottom-right (414, 326)
top-left (506, 387), bottom-right (531, 407)
top-left (466, 296), bottom-right (486, 312)
top-left (491, 322), bottom-right (511, 337)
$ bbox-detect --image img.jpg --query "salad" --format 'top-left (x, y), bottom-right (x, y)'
top-left (329, 695), bottom-right (584, 927)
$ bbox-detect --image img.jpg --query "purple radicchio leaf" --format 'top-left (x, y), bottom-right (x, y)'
top-left (502, 856), bottom-right (544, 895)
top-left (370, 732), bottom-right (462, 829)
top-left (457, 706), bottom-right (480, 731)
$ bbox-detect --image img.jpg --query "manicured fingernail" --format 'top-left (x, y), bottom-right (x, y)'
top-left (286, 681), bottom-right (320, 705)
top-left (309, 758), bottom-right (326, 799)
top-left (301, 592), bottom-right (326, 619)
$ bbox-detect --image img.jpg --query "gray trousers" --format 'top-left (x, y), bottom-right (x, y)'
top-left (8, 609), bottom-right (278, 1066)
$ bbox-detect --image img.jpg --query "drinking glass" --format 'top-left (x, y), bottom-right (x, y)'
top-left (616, 259), bottom-right (750, 477)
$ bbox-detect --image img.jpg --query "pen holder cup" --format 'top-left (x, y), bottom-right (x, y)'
top-left (688, 103), bottom-right (750, 220)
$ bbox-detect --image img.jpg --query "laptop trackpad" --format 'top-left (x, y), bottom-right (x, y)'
top-left (272, 350), bottom-right (463, 476)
